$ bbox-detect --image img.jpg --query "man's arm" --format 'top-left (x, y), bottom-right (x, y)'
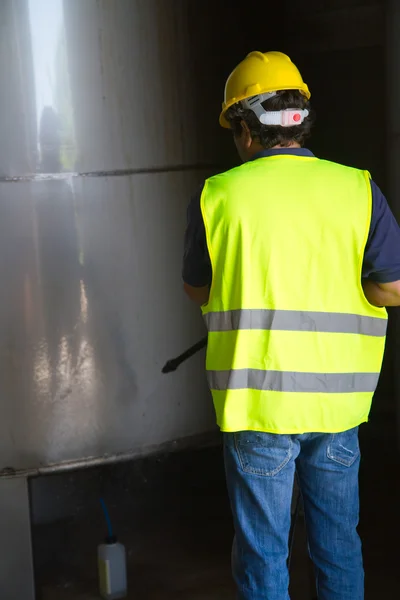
top-left (362, 181), bottom-right (400, 307)
top-left (183, 283), bottom-right (210, 306)
top-left (182, 185), bottom-right (212, 306)
top-left (362, 280), bottom-right (400, 307)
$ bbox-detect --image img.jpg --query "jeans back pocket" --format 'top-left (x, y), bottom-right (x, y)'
top-left (327, 427), bottom-right (360, 467)
top-left (234, 431), bottom-right (293, 477)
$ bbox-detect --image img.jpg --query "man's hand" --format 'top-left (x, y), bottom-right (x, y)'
top-left (183, 283), bottom-right (210, 306)
top-left (362, 279), bottom-right (400, 307)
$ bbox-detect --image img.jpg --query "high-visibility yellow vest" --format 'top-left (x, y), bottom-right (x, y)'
top-left (200, 155), bottom-right (388, 434)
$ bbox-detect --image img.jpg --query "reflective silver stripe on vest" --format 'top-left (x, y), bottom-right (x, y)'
top-left (207, 369), bottom-right (380, 394)
top-left (204, 309), bottom-right (387, 337)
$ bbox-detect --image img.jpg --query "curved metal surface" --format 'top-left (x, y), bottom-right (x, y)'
top-left (0, 0), bottom-right (237, 471)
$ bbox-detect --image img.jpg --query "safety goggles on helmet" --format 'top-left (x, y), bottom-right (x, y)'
top-left (242, 92), bottom-right (309, 127)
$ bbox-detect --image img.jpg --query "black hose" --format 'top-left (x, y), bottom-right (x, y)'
top-left (162, 336), bottom-right (208, 373)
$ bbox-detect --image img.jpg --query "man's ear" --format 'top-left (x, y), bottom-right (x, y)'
top-left (240, 120), bottom-right (253, 149)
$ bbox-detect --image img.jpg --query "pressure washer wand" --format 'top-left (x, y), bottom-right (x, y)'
top-left (162, 336), bottom-right (315, 596)
top-left (162, 336), bottom-right (207, 374)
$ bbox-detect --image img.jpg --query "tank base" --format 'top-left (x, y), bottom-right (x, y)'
top-left (0, 476), bottom-right (35, 599)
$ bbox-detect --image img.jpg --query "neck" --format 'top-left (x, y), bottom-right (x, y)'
top-left (245, 142), bottom-right (301, 161)
top-left (272, 142), bottom-right (301, 149)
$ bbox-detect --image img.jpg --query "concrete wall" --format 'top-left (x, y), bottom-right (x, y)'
top-left (283, 0), bottom-right (396, 419)
top-left (386, 0), bottom-right (400, 441)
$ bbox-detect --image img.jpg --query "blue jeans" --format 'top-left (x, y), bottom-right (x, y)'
top-left (223, 428), bottom-right (363, 600)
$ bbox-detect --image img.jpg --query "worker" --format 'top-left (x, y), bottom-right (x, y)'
top-left (182, 51), bottom-right (400, 600)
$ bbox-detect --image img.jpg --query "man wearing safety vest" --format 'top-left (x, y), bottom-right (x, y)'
top-left (182, 51), bottom-right (400, 600)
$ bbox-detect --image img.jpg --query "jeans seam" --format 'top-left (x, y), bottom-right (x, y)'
top-left (301, 493), bottom-right (318, 598)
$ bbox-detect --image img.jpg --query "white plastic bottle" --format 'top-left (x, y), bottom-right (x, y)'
top-left (98, 535), bottom-right (127, 599)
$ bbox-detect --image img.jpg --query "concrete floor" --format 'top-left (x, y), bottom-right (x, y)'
top-left (33, 417), bottom-right (399, 599)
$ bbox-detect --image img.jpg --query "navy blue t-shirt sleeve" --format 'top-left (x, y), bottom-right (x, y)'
top-left (182, 179), bottom-right (400, 287)
top-left (182, 185), bottom-right (212, 287)
top-left (362, 180), bottom-right (400, 283)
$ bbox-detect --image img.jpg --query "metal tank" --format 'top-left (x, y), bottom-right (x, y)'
top-left (1, 0), bottom-right (218, 476)
top-left (0, 0), bottom-right (242, 596)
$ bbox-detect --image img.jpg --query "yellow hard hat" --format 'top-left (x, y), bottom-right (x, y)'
top-left (220, 51), bottom-right (310, 128)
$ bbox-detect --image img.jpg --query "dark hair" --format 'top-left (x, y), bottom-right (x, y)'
top-left (225, 90), bottom-right (314, 149)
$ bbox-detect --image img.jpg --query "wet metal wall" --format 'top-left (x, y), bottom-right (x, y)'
top-left (0, 0), bottom-right (246, 473)
top-left (3, 0), bottom-right (394, 480)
